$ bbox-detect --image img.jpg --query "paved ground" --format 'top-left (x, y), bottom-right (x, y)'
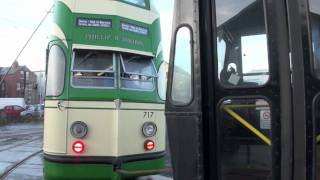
top-left (0, 122), bottom-right (173, 180)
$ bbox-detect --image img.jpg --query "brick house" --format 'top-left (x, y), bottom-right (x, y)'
top-left (0, 61), bottom-right (39, 104)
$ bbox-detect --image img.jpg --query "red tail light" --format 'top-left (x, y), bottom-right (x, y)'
top-left (72, 141), bottom-right (85, 154)
top-left (144, 140), bottom-right (155, 151)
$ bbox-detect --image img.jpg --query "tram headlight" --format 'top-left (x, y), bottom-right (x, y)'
top-left (70, 121), bottom-right (88, 139)
top-left (142, 122), bottom-right (157, 137)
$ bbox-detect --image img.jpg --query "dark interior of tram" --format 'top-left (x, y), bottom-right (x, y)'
top-left (217, 1), bottom-right (272, 180)
top-left (217, 1), bottom-right (320, 179)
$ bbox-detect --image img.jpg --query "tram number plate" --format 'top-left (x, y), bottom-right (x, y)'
top-left (143, 112), bottom-right (154, 119)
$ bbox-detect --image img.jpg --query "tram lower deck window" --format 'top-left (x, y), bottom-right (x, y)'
top-left (71, 50), bottom-right (115, 88)
top-left (120, 53), bottom-right (156, 90)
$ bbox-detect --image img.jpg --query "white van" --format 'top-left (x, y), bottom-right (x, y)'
top-left (0, 98), bottom-right (26, 110)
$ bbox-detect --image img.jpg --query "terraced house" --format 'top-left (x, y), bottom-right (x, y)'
top-left (0, 61), bottom-right (39, 104)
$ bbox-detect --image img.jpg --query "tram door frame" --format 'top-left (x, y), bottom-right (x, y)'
top-left (201, 0), bottom-right (293, 179)
top-left (201, 0), bottom-right (319, 179)
top-left (166, 0), bottom-right (319, 179)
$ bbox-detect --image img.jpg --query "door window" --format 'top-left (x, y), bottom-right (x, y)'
top-left (171, 26), bottom-right (193, 105)
top-left (218, 98), bottom-right (272, 179)
top-left (309, 0), bottom-right (320, 79)
top-left (216, 0), bottom-right (269, 87)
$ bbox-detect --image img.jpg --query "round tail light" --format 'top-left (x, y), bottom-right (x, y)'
top-left (72, 141), bottom-right (85, 154)
top-left (144, 140), bottom-right (155, 151)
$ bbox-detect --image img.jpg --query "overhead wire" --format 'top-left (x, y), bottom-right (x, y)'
top-left (0, 5), bottom-right (53, 87)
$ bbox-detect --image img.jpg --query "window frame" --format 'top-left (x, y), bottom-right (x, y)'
top-left (119, 53), bottom-right (157, 91)
top-left (308, 0), bottom-right (320, 80)
top-left (45, 45), bottom-right (66, 97)
top-left (119, 0), bottom-right (150, 9)
top-left (169, 24), bottom-right (194, 106)
top-left (70, 50), bottom-right (116, 90)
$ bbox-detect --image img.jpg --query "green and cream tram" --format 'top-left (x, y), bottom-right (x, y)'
top-left (43, 0), bottom-right (167, 179)
top-left (166, 0), bottom-right (320, 180)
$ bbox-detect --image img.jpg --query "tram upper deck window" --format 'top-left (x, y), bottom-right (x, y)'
top-left (122, 0), bottom-right (146, 7)
top-left (216, 0), bottom-right (269, 87)
top-left (120, 53), bottom-right (156, 90)
top-left (71, 49), bottom-right (115, 88)
top-left (309, 0), bottom-right (320, 79)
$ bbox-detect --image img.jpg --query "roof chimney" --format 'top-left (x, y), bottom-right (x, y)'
top-left (12, 61), bottom-right (19, 68)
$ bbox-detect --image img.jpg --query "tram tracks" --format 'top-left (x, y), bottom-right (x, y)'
top-left (0, 136), bottom-right (42, 153)
top-left (0, 150), bottom-right (43, 179)
top-left (0, 130), bottom-right (43, 140)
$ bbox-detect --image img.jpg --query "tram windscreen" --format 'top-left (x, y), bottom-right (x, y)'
top-left (71, 49), bottom-right (114, 88)
top-left (120, 53), bottom-right (156, 90)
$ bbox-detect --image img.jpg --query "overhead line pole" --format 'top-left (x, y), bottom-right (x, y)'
top-left (0, 5), bottom-right (53, 87)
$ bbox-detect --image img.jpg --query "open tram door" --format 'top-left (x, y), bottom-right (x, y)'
top-left (165, 0), bottom-right (320, 179)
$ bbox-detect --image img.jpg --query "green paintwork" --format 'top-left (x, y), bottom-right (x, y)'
top-left (43, 158), bottom-right (165, 180)
top-left (46, 1), bottom-right (164, 103)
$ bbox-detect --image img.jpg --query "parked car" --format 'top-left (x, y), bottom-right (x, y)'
top-left (3, 105), bottom-right (25, 119)
top-left (21, 104), bottom-right (44, 118)
top-left (0, 98), bottom-right (26, 110)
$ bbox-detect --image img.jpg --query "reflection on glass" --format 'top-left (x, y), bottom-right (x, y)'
top-left (123, 0), bottom-right (146, 7)
top-left (216, 0), bottom-right (269, 87)
top-left (46, 45), bottom-right (65, 96)
top-left (171, 27), bottom-right (192, 104)
top-left (157, 62), bottom-right (167, 100)
top-left (219, 99), bottom-right (272, 180)
top-left (309, 0), bottom-right (320, 78)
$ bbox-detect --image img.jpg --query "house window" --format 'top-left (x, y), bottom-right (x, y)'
top-left (20, 71), bottom-right (24, 80)
top-left (17, 83), bottom-right (21, 91)
top-left (26, 72), bottom-right (29, 80)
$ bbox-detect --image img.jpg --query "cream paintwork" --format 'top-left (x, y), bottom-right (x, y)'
top-left (67, 109), bottom-right (119, 156)
top-left (58, 0), bottom-right (159, 24)
top-left (43, 101), bottom-right (68, 154)
top-left (117, 109), bottom-right (165, 156)
top-left (72, 44), bottom-right (154, 57)
top-left (44, 100), bottom-right (165, 157)
top-left (50, 22), bottom-right (68, 48)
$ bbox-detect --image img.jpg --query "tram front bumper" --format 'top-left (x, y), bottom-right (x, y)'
top-left (43, 153), bottom-right (167, 180)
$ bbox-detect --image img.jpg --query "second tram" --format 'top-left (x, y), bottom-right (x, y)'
top-left (43, 0), bottom-right (167, 179)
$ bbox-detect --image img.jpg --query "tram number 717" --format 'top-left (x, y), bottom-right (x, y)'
top-left (143, 112), bottom-right (154, 119)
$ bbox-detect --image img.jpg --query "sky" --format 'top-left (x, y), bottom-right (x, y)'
top-left (0, 0), bottom-right (174, 71)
